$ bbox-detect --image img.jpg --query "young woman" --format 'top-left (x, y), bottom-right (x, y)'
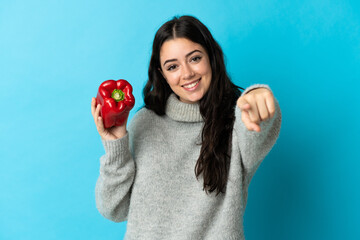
top-left (91, 15), bottom-right (281, 240)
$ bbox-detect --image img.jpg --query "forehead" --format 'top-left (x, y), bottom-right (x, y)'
top-left (160, 38), bottom-right (205, 61)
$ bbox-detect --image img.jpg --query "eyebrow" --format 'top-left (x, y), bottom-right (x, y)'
top-left (163, 49), bottom-right (203, 67)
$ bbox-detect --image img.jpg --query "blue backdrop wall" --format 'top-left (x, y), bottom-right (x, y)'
top-left (1, 0), bottom-right (359, 239)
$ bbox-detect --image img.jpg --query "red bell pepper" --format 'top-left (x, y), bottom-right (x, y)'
top-left (96, 79), bottom-right (135, 128)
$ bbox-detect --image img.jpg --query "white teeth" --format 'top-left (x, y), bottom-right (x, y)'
top-left (183, 80), bottom-right (199, 89)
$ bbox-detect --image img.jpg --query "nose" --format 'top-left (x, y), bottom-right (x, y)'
top-left (182, 63), bottom-right (195, 80)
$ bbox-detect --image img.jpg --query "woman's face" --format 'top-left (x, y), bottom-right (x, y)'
top-left (159, 38), bottom-right (212, 104)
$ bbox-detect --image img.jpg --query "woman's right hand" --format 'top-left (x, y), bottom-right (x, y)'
top-left (91, 97), bottom-right (127, 140)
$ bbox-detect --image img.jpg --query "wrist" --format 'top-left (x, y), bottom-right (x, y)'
top-left (242, 84), bottom-right (271, 96)
top-left (114, 127), bottom-right (127, 139)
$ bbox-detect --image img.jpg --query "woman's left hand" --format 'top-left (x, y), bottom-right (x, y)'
top-left (236, 88), bottom-right (276, 132)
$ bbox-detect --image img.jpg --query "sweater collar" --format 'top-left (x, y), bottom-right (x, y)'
top-left (165, 94), bottom-right (203, 122)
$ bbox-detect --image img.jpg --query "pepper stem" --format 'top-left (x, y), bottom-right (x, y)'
top-left (111, 89), bottom-right (125, 102)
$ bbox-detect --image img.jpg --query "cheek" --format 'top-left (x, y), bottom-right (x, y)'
top-left (164, 73), bottom-right (180, 86)
top-left (197, 61), bottom-right (212, 75)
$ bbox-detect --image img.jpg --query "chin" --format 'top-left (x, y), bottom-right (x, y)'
top-left (183, 94), bottom-right (204, 103)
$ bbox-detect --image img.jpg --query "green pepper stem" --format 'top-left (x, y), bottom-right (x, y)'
top-left (111, 89), bottom-right (125, 102)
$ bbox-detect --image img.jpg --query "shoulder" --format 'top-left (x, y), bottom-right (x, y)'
top-left (131, 106), bottom-right (156, 120)
top-left (129, 106), bottom-right (156, 125)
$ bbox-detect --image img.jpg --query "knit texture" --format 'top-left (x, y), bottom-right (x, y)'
top-left (95, 84), bottom-right (282, 240)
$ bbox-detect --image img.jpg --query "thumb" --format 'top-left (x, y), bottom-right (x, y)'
top-left (237, 97), bottom-right (251, 111)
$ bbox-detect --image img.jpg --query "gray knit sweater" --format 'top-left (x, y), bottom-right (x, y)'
top-left (95, 84), bottom-right (282, 240)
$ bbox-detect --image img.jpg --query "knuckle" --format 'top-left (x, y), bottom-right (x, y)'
top-left (251, 116), bottom-right (260, 123)
top-left (246, 94), bottom-right (255, 101)
top-left (269, 109), bottom-right (275, 117)
top-left (241, 115), bottom-right (248, 123)
top-left (264, 90), bottom-right (273, 97)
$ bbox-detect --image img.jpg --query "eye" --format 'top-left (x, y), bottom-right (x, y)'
top-left (191, 56), bottom-right (202, 62)
top-left (167, 65), bottom-right (177, 71)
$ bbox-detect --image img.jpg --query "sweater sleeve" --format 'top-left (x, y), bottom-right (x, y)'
top-left (95, 133), bottom-right (135, 222)
top-left (233, 84), bottom-right (282, 182)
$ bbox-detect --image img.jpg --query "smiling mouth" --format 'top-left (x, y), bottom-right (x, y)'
top-left (182, 78), bottom-right (201, 89)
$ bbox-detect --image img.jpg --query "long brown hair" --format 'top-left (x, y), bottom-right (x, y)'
top-left (143, 15), bottom-right (242, 196)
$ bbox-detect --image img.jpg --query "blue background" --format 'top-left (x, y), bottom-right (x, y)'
top-left (1, 0), bottom-right (359, 239)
